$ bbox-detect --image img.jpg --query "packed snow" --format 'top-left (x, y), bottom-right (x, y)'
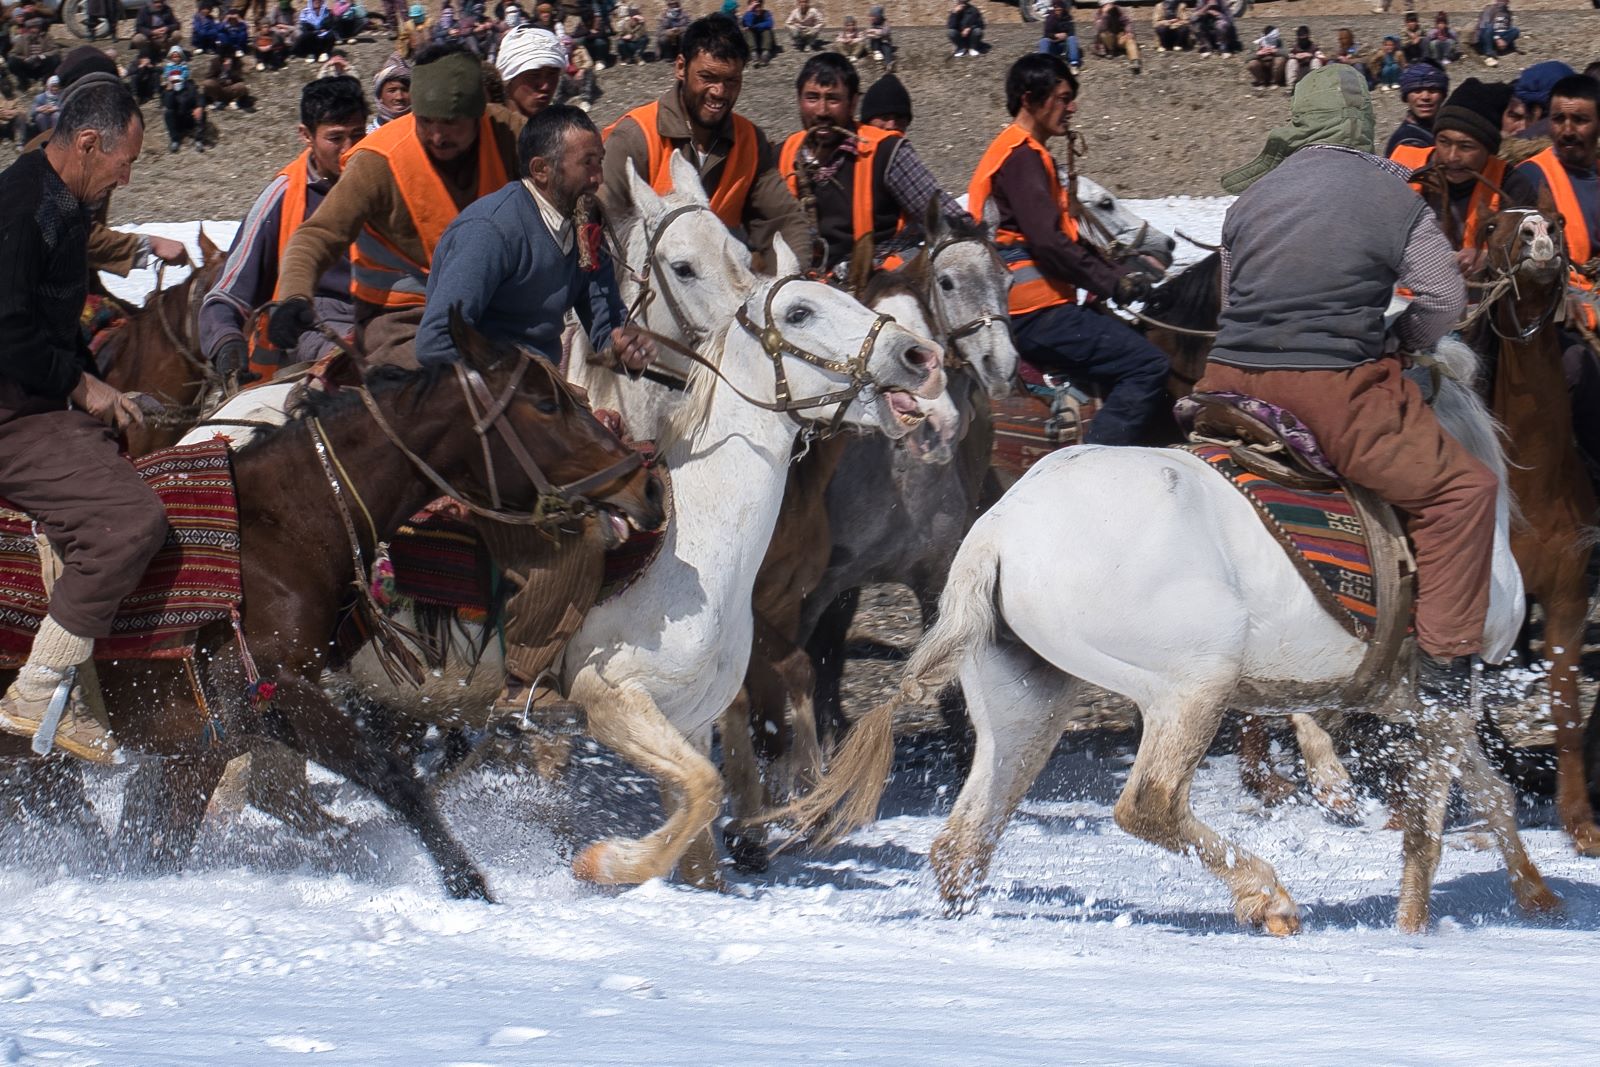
top-left (4, 205), bottom-right (1594, 1063)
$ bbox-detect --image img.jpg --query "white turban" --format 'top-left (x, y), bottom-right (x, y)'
top-left (496, 27), bottom-right (567, 84)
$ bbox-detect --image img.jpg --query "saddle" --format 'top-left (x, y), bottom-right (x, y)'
top-left (0, 441), bottom-right (243, 668)
top-left (990, 358), bottom-right (1100, 480)
top-left (1175, 392), bottom-right (1415, 702)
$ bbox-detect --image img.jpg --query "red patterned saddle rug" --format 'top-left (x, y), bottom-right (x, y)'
top-left (991, 359), bottom-right (1101, 481)
top-left (0, 441), bottom-right (242, 667)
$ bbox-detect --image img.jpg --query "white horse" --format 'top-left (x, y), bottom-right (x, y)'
top-left (1071, 173), bottom-right (1178, 270)
top-left (778, 339), bottom-right (1561, 934)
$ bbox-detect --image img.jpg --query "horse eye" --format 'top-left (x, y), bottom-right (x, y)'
top-left (785, 305), bottom-right (812, 326)
top-left (672, 261), bottom-right (695, 279)
top-left (1098, 199), bottom-right (1113, 210)
top-left (536, 398), bottom-right (560, 415)
top-left (939, 276), bottom-right (956, 292)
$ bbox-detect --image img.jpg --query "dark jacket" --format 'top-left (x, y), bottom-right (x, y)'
top-left (986, 141), bottom-right (1125, 300)
top-left (135, 5), bottom-right (181, 36)
top-left (948, 4), bottom-right (984, 36)
top-left (0, 151), bottom-right (93, 415)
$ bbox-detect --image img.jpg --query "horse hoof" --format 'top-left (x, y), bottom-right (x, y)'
top-left (1396, 902), bottom-right (1429, 934)
top-left (1515, 880), bottom-right (1563, 916)
top-left (1312, 785), bottom-right (1363, 827)
top-left (723, 828), bottom-right (770, 875)
top-left (1238, 886), bottom-right (1299, 935)
top-left (573, 840), bottom-right (622, 884)
top-left (1568, 823), bottom-right (1600, 858)
top-left (444, 867), bottom-right (494, 903)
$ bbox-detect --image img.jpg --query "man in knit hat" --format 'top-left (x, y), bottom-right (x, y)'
top-left (494, 25), bottom-right (567, 124)
top-left (268, 42), bottom-right (519, 366)
top-left (1202, 65), bottom-right (1486, 701)
top-left (1510, 59), bottom-right (1574, 141)
top-left (1391, 78), bottom-right (1531, 259)
top-left (1384, 59), bottom-right (1448, 155)
top-left (860, 72), bottom-right (911, 133)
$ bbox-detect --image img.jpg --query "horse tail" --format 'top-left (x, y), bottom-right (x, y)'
top-left (760, 535), bottom-right (1001, 850)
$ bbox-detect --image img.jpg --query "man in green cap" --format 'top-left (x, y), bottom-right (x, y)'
top-left (1199, 65), bottom-right (1489, 704)
top-left (269, 42), bottom-right (519, 366)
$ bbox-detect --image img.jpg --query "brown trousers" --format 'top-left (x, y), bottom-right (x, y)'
top-left (473, 517), bottom-right (605, 685)
top-left (0, 408), bottom-right (168, 639)
top-left (1197, 358), bottom-right (1497, 658)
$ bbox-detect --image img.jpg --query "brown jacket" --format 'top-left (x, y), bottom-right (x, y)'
top-left (600, 86), bottom-right (811, 262)
top-left (276, 111), bottom-right (519, 366)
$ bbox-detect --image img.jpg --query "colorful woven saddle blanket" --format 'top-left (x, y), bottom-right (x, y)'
top-left (0, 441), bottom-right (242, 666)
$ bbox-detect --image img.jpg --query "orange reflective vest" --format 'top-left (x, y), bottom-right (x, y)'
top-left (778, 125), bottom-right (904, 248)
top-left (1527, 147), bottom-right (1598, 329)
top-left (603, 99), bottom-right (759, 229)
top-left (1391, 143), bottom-right (1506, 251)
top-left (346, 113), bottom-right (508, 310)
top-left (247, 150), bottom-right (321, 377)
top-left (967, 123), bottom-right (1077, 316)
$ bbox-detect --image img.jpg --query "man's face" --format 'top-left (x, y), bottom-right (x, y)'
top-left (1433, 129), bottom-right (1491, 184)
top-left (78, 118), bottom-right (144, 206)
top-left (797, 77), bottom-right (855, 131)
top-left (1503, 94), bottom-right (1528, 136)
top-left (507, 66), bottom-right (560, 117)
top-left (380, 78), bottom-right (411, 112)
top-left (1550, 95), bottom-right (1600, 170)
top-left (1409, 86), bottom-right (1444, 122)
top-left (301, 116), bottom-right (365, 178)
top-left (1026, 79), bottom-right (1077, 139)
top-left (866, 113), bottom-right (909, 134)
top-left (534, 127), bottom-right (604, 214)
top-left (416, 114), bottom-right (479, 163)
top-left (676, 52), bottom-right (744, 131)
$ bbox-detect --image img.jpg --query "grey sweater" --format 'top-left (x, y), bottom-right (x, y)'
top-left (1211, 146), bottom-right (1463, 371)
top-left (416, 181), bottom-right (624, 367)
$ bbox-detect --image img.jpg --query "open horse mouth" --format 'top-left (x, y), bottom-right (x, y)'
top-left (884, 389), bottom-right (929, 435)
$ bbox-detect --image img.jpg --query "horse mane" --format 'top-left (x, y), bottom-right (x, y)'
top-left (858, 261), bottom-right (929, 313)
top-left (1145, 252), bottom-right (1221, 330)
top-left (235, 362), bottom-right (453, 454)
top-left (657, 321), bottom-right (729, 452)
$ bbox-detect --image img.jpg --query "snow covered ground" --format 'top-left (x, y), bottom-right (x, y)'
top-left (6, 205), bottom-right (1593, 1063)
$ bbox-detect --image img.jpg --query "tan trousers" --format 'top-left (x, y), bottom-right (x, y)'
top-left (1197, 358), bottom-right (1497, 658)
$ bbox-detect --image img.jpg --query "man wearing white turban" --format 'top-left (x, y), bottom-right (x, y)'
top-left (495, 25), bottom-right (567, 121)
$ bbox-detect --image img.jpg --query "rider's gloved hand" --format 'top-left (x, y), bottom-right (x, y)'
top-left (70, 374), bottom-right (149, 432)
top-left (1113, 272), bottom-right (1153, 308)
top-left (267, 297), bottom-right (316, 351)
top-left (213, 339), bottom-right (260, 384)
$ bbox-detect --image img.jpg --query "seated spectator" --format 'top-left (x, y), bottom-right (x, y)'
top-left (1368, 34), bottom-right (1405, 90)
top-left (865, 4), bottom-right (894, 68)
top-left (218, 8), bottom-right (252, 54)
top-left (1151, 0), bottom-right (1190, 54)
top-left (27, 73), bottom-right (59, 138)
top-left (834, 15), bottom-right (865, 60)
top-left (1247, 26), bottom-right (1285, 89)
top-left (132, 0), bottom-right (182, 63)
top-left (1190, 0), bottom-right (1238, 56)
top-left (1094, 2), bottom-right (1139, 73)
top-left (658, 0), bottom-right (690, 61)
top-left (330, 0), bottom-right (363, 40)
top-left (1399, 10), bottom-right (1425, 63)
top-left (162, 68), bottom-right (206, 152)
top-left (254, 12), bottom-right (293, 71)
top-left (1386, 58), bottom-right (1447, 149)
top-left (615, 5), bottom-right (649, 64)
top-left (1284, 25), bottom-right (1322, 89)
top-left (0, 93), bottom-right (23, 148)
top-left (318, 45), bottom-right (357, 80)
top-left (369, 57), bottom-right (410, 130)
top-left (1510, 60), bottom-right (1572, 140)
top-left (787, 0), bottom-right (824, 52)
top-left (1475, 0), bottom-right (1517, 67)
top-left (5, 5), bottom-right (59, 91)
top-left (743, 0), bottom-right (776, 65)
top-left (192, 1), bottom-right (224, 53)
top-left (860, 70), bottom-right (910, 132)
top-left (1041, 0), bottom-right (1082, 70)
top-left (580, 10), bottom-right (614, 68)
top-left (202, 49), bottom-right (254, 110)
top-left (296, 0), bottom-right (337, 62)
top-left (1328, 27), bottom-right (1363, 74)
top-left (1426, 10), bottom-right (1459, 65)
top-left (947, 0), bottom-right (983, 59)
top-left (162, 44), bottom-right (190, 84)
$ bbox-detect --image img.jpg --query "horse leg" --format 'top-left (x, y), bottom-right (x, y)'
top-left (720, 689), bottom-right (770, 875)
top-left (242, 742), bottom-right (350, 837)
top-left (1116, 688), bottom-right (1299, 934)
top-left (115, 748), bottom-right (232, 873)
top-left (1237, 714), bottom-right (1297, 806)
top-left (929, 638), bottom-right (1076, 913)
top-left (1294, 713), bottom-right (1360, 824)
top-left (570, 678), bottom-right (724, 887)
top-left (0, 757), bottom-right (107, 857)
top-left (769, 640), bottom-right (823, 799)
top-left (679, 727), bottom-right (725, 891)
top-left (268, 671), bottom-right (490, 901)
top-left (806, 588), bottom-right (859, 750)
top-left (1541, 592), bottom-right (1600, 855)
top-left (1394, 712), bottom-right (1456, 933)
top-left (1452, 709), bottom-right (1561, 916)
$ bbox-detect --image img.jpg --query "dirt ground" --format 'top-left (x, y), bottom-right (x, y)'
top-left (100, 2), bottom-right (1600, 221)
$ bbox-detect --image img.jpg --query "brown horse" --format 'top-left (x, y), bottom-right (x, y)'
top-left (98, 229), bottom-right (229, 456)
top-left (1, 315), bottom-right (666, 898)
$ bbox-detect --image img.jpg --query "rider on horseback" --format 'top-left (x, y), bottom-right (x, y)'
top-left (777, 53), bottom-right (964, 275)
top-left (1201, 65), bottom-right (1486, 693)
top-left (0, 79), bottom-right (166, 763)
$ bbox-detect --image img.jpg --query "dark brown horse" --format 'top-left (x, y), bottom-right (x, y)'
top-left (98, 229), bottom-right (228, 456)
top-left (1, 315), bottom-right (666, 898)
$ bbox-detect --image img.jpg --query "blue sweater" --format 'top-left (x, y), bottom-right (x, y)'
top-left (416, 182), bottom-right (624, 366)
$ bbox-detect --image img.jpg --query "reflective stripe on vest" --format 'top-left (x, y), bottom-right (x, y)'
top-left (778, 125), bottom-right (904, 244)
top-left (967, 123), bottom-right (1078, 315)
top-left (1395, 145), bottom-right (1506, 251)
top-left (1528, 146), bottom-right (1598, 329)
top-left (604, 100), bottom-right (759, 229)
top-left (347, 113), bottom-right (508, 310)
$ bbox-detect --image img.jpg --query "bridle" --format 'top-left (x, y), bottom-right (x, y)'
top-left (925, 232), bottom-right (1005, 365)
top-left (614, 202), bottom-right (904, 439)
top-left (1457, 205), bottom-right (1568, 343)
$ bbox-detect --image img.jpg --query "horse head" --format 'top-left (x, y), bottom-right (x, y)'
top-left (922, 197), bottom-right (1019, 400)
top-left (1477, 199), bottom-right (1564, 288)
top-left (1071, 172), bottom-right (1177, 271)
top-left (444, 308), bottom-right (666, 545)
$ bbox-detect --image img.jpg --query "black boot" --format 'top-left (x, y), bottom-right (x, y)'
top-left (1416, 653), bottom-right (1474, 705)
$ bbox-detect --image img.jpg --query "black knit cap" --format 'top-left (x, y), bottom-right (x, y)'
top-left (57, 45), bottom-right (120, 88)
top-left (1434, 77), bottom-right (1507, 154)
top-left (860, 74), bottom-right (912, 125)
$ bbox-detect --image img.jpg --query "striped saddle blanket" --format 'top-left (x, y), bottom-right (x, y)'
top-left (0, 441), bottom-right (242, 666)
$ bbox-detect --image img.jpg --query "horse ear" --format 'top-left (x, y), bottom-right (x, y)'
top-left (981, 196), bottom-right (1000, 235)
top-left (771, 234), bottom-right (802, 279)
top-left (626, 158), bottom-right (667, 221)
top-left (448, 304), bottom-right (512, 374)
top-left (198, 226), bottom-right (219, 263)
top-left (924, 195), bottom-right (946, 241)
top-left (666, 150), bottom-right (711, 208)
top-left (1537, 182), bottom-right (1561, 224)
top-left (845, 237), bottom-right (875, 293)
